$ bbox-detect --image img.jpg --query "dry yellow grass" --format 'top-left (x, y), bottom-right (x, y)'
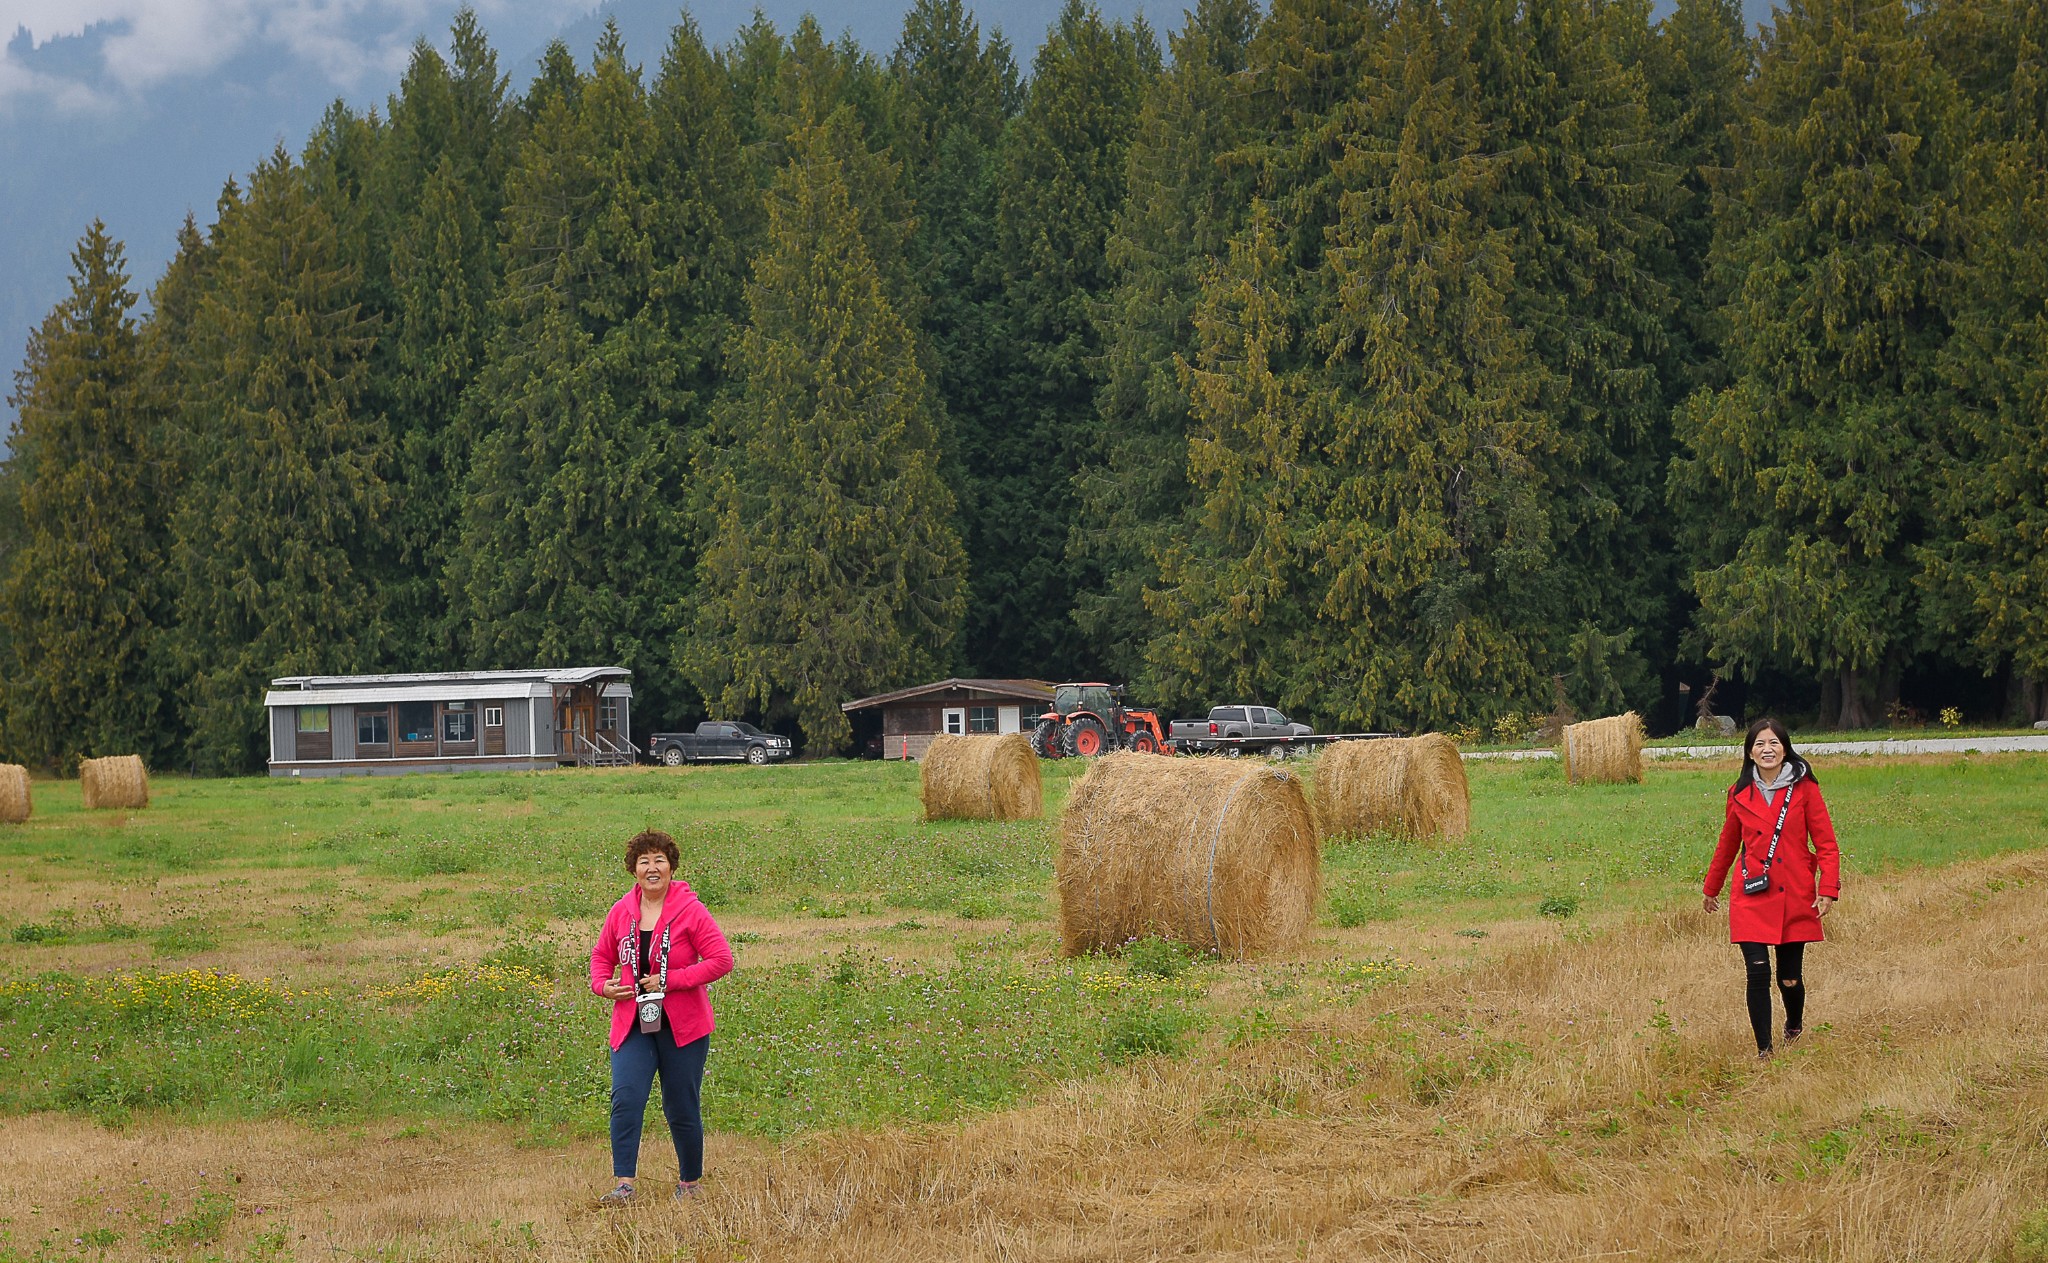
top-left (14, 851), bottom-right (2048, 1261)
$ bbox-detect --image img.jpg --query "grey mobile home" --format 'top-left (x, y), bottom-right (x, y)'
top-left (264, 667), bottom-right (635, 777)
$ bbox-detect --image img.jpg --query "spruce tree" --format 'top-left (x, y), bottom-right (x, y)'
top-left (686, 114), bottom-right (967, 751)
top-left (1670, 0), bottom-right (1965, 726)
top-left (971, 0), bottom-right (1156, 679)
top-left (170, 151), bottom-right (391, 772)
top-left (1074, 0), bottom-right (1260, 688)
top-left (448, 24), bottom-right (710, 733)
top-left (0, 223), bottom-right (175, 768)
top-left (1922, 0), bottom-right (2048, 721)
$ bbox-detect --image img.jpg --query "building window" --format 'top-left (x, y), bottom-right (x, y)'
top-left (443, 703), bottom-right (475, 744)
top-left (943, 708), bottom-right (965, 735)
top-left (397, 701), bottom-right (435, 743)
top-left (600, 697), bottom-right (620, 731)
top-left (357, 710), bottom-right (389, 745)
top-left (968, 706), bottom-right (998, 734)
top-left (297, 706), bottom-right (330, 733)
top-left (483, 706), bottom-right (503, 728)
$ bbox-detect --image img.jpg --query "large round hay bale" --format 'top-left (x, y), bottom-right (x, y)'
top-left (1056, 754), bottom-right (1320, 960)
top-left (0, 764), bottom-right (30, 824)
top-left (921, 733), bottom-right (1043, 821)
top-left (1314, 734), bottom-right (1469, 841)
top-left (79, 755), bottom-right (149, 810)
top-left (1561, 713), bottom-right (1645, 785)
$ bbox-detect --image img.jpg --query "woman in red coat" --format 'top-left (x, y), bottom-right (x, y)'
top-left (1703, 718), bottom-right (1840, 1057)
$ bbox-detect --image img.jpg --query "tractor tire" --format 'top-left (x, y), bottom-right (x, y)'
top-left (1131, 729), bottom-right (1159, 754)
top-left (1029, 720), bottom-right (1062, 758)
top-left (1062, 717), bottom-right (1110, 758)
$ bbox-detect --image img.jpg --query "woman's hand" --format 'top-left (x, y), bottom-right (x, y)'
top-left (1816, 895), bottom-right (1836, 918)
top-left (1702, 894), bottom-right (1718, 914)
top-left (638, 973), bottom-right (662, 994)
top-left (600, 977), bottom-right (635, 1001)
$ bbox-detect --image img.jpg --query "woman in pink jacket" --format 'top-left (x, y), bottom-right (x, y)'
top-left (1703, 718), bottom-right (1841, 1059)
top-left (590, 829), bottom-right (733, 1205)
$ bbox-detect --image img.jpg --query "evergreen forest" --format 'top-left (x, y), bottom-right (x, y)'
top-left (5, 0), bottom-right (2047, 771)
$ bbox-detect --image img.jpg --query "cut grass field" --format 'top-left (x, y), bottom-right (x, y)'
top-left (4, 752), bottom-right (2048, 1260)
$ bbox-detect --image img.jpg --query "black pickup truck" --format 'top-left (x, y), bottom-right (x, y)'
top-left (648, 722), bottom-right (794, 766)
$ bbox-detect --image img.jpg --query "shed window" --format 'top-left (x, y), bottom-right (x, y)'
top-left (483, 706), bottom-right (503, 728)
top-left (443, 703), bottom-right (475, 744)
top-left (600, 697), bottom-right (620, 731)
top-left (357, 710), bottom-right (389, 745)
top-left (397, 701), bottom-right (435, 743)
top-left (968, 706), bottom-right (998, 733)
top-left (297, 706), bottom-right (330, 734)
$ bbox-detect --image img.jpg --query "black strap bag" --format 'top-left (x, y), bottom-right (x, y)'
top-left (1741, 781), bottom-right (1795, 897)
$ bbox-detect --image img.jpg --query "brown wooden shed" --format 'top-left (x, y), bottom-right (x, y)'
top-left (841, 678), bottom-right (1055, 760)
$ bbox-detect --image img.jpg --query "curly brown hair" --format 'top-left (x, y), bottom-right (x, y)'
top-left (624, 829), bottom-right (680, 873)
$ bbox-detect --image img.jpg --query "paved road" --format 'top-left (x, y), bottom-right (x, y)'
top-left (1466, 733), bottom-right (2048, 762)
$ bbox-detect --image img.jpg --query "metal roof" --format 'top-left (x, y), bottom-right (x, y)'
top-left (841, 677), bottom-right (1055, 712)
top-left (269, 667), bottom-right (629, 689)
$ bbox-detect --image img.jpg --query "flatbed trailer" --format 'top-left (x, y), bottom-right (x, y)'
top-left (1168, 732), bottom-right (1400, 757)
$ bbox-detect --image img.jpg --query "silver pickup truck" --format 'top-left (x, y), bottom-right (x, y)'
top-left (1168, 705), bottom-right (1314, 755)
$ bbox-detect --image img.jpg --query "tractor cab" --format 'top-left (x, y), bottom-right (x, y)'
top-left (1050, 683), bottom-right (1119, 719)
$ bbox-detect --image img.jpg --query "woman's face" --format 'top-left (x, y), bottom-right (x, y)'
top-left (1750, 728), bottom-right (1786, 776)
top-left (634, 849), bottom-right (672, 898)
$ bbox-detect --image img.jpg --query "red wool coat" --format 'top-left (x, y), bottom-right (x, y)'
top-left (1703, 770), bottom-right (1841, 945)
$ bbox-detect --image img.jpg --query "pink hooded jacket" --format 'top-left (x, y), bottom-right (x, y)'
top-left (589, 879), bottom-right (733, 1050)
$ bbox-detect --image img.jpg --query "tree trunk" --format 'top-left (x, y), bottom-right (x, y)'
top-left (1835, 666), bottom-right (1874, 730)
top-left (2011, 673), bottom-right (2048, 725)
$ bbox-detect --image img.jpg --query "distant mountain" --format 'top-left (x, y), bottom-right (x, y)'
top-left (0, 0), bottom-right (1762, 428)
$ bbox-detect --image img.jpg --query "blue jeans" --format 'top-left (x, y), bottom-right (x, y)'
top-left (608, 1024), bottom-right (710, 1181)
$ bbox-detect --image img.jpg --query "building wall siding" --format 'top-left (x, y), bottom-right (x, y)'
top-left (272, 708), bottom-right (296, 762)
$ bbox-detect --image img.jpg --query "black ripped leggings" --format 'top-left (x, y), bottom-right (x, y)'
top-left (1737, 941), bottom-right (1805, 1051)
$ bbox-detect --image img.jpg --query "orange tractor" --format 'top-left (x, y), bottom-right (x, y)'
top-left (1027, 683), bottom-right (1172, 758)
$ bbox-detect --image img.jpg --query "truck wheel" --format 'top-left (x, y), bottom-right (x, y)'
top-left (661, 746), bottom-right (685, 767)
top-left (1062, 718), bottom-right (1109, 758)
top-left (1223, 742), bottom-right (1243, 758)
top-left (1030, 720), bottom-right (1062, 759)
top-left (746, 745), bottom-right (769, 765)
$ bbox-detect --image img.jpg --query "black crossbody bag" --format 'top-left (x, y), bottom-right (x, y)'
top-left (1740, 781), bottom-right (1795, 897)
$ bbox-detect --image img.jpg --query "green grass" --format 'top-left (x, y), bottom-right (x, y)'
top-left (3, 753), bottom-right (2045, 1143)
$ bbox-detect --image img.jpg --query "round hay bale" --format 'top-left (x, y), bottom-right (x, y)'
top-left (79, 754), bottom-right (149, 810)
top-left (0, 764), bottom-right (30, 824)
top-left (1314, 734), bottom-right (1469, 841)
top-left (921, 733), bottom-right (1043, 821)
top-left (1056, 754), bottom-right (1320, 960)
top-left (1561, 713), bottom-right (1645, 785)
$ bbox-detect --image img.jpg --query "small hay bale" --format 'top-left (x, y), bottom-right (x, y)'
top-left (1561, 713), bottom-right (1645, 785)
top-left (921, 733), bottom-right (1043, 821)
top-left (0, 764), bottom-right (30, 823)
top-left (1314, 734), bottom-right (1469, 841)
top-left (80, 755), bottom-right (149, 810)
top-left (1056, 754), bottom-right (1320, 960)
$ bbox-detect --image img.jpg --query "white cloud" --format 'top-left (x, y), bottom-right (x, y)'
top-left (0, 0), bottom-right (590, 109)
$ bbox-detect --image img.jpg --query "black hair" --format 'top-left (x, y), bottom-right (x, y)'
top-left (1730, 716), bottom-right (1818, 794)
top-left (624, 829), bottom-right (680, 873)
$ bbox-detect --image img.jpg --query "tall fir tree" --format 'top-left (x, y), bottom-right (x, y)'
top-left (1922, 0), bottom-right (2048, 721)
top-left (1670, 0), bottom-right (1966, 726)
top-left (1460, 0), bottom-right (1677, 712)
top-left (970, 0), bottom-right (1156, 679)
top-left (1147, 0), bottom-right (1559, 729)
top-left (686, 114), bottom-right (967, 751)
top-left (447, 24), bottom-right (713, 734)
top-left (1073, 0), bottom-right (1260, 689)
top-left (170, 151), bottom-right (390, 772)
top-left (0, 223), bottom-right (177, 768)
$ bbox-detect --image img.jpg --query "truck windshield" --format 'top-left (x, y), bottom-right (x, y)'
top-left (1055, 686), bottom-right (1117, 715)
top-left (734, 723), bottom-right (762, 737)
